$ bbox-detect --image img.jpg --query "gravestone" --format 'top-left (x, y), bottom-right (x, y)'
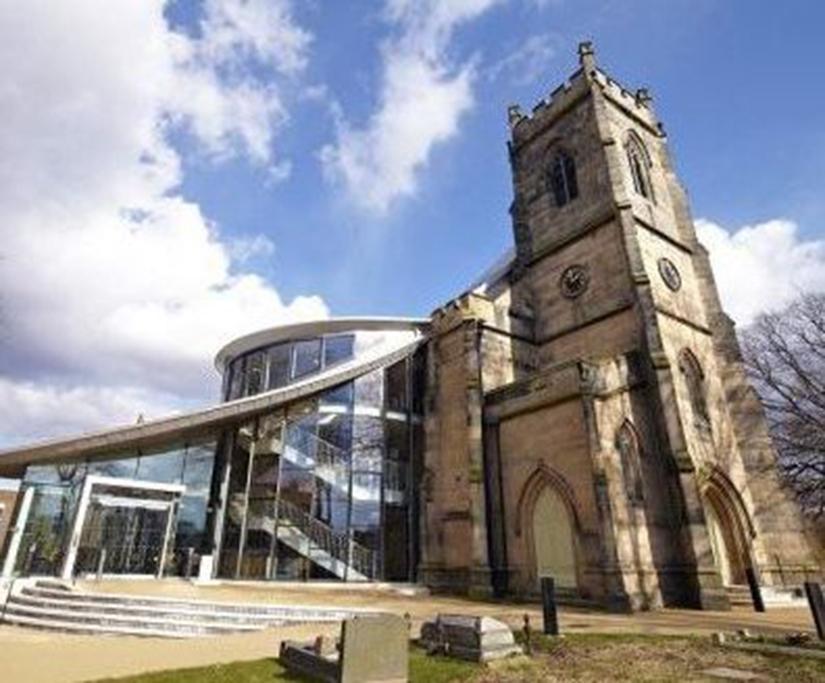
top-left (419, 614), bottom-right (522, 662)
top-left (280, 613), bottom-right (408, 683)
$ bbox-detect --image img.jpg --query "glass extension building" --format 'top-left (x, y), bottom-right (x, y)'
top-left (0, 319), bottom-right (427, 583)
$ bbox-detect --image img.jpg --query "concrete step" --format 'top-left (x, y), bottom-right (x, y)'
top-left (12, 591), bottom-right (287, 627)
top-left (3, 600), bottom-right (266, 636)
top-left (726, 584), bottom-right (807, 607)
top-left (2, 611), bottom-right (211, 639)
top-left (0, 579), bottom-right (377, 638)
top-left (22, 585), bottom-right (361, 621)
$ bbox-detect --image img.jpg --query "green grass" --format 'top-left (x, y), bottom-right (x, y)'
top-left (90, 634), bottom-right (825, 683)
top-left (91, 647), bottom-right (478, 683)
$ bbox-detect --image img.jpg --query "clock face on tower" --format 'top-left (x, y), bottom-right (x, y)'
top-left (658, 257), bottom-right (682, 291)
top-left (560, 264), bottom-right (589, 299)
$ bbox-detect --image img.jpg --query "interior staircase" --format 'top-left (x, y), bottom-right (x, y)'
top-left (232, 426), bottom-right (394, 581)
top-left (0, 578), bottom-right (373, 637)
top-left (282, 428), bottom-right (404, 504)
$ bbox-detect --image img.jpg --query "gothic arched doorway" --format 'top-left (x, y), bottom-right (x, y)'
top-left (532, 485), bottom-right (577, 589)
top-left (702, 473), bottom-right (754, 587)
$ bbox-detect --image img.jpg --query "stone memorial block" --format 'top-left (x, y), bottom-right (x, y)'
top-left (339, 613), bottom-right (408, 683)
top-left (419, 614), bottom-right (522, 662)
top-left (280, 613), bottom-right (408, 683)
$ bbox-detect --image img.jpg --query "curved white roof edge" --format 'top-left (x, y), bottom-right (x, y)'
top-left (214, 316), bottom-right (430, 371)
top-left (0, 337), bottom-right (425, 474)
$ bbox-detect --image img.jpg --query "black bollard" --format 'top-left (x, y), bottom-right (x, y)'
top-left (541, 576), bottom-right (559, 636)
top-left (803, 582), bottom-right (825, 641)
top-left (745, 567), bottom-right (765, 613)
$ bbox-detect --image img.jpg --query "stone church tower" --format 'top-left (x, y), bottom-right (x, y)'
top-left (419, 43), bottom-right (818, 610)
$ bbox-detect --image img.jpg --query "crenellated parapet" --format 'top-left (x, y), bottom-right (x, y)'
top-left (429, 292), bottom-right (497, 336)
top-left (507, 42), bottom-right (661, 151)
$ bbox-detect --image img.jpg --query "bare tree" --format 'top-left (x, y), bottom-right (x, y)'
top-left (742, 293), bottom-right (825, 517)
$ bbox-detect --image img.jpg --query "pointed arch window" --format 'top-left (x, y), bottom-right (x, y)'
top-left (679, 348), bottom-right (711, 429)
top-left (549, 150), bottom-right (579, 207)
top-left (616, 420), bottom-right (644, 505)
top-left (625, 132), bottom-right (654, 201)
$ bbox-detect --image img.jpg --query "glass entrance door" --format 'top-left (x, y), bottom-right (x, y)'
top-left (61, 476), bottom-right (185, 579)
top-left (75, 498), bottom-right (173, 576)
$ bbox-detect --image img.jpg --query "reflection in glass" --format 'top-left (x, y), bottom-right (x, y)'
top-left (320, 381), bottom-right (354, 408)
top-left (244, 351), bottom-right (266, 396)
top-left (136, 448), bottom-right (185, 483)
top-left (323, 334), bottom-right (355, 367)
top-left (228, 357), bottom-right (245, 400)
top-left (354, 368), bottom-right (383, 408)
top-left (385, 360), bottom-right (408, 412)
top-left (267, 344), bottom-right (291, 390)
top-left (293, 339), bottom-right (322, 378)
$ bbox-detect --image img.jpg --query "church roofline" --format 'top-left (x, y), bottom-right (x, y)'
top-left (507, 42), bottom-right (660, 145)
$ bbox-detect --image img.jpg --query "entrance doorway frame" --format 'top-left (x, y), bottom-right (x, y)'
top-left (60, 475), bottom-right (185, 580)
top-left (699, 468), bottom-right (756, 587)
top-left (516, 465), bottom-right (582, 593)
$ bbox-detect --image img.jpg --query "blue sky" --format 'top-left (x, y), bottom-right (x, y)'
top-left (1, 0), bottom-right (824, 445)
top-left (175, 0), bottom-right (825, 317)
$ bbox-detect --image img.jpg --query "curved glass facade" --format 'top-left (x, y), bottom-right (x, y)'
top-left (4, 323), bottom-right (425, 584)
top-left (221, 329), bottom-right (418, 401)
top-left (216, 327), bottom-right (425, 582)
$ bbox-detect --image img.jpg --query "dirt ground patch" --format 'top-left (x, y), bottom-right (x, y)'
top-left (480, 633), bottom-right (825, 682)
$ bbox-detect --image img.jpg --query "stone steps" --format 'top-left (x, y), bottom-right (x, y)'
top-left (726, 584), bottom-right (807, 608)
top-left (19, 585), bottom-right (356, 620)
top-left (3, 600), bottom-right (265, 637)
top-left (11, 591), bottom-right (286, 627)
top-left (0, 579), bottom-right (376, 638)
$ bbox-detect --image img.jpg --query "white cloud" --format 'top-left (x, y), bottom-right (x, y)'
top-left (320, 0), bottom-right (503, 213)
top-left (166, 0), bottom-right (311, 166)
top-left (0, 379), bottom-right (190, 449)
top-left (487, 33), bottom-right (560, 86)
top-left (696, 218), bottom-right (825, 325)
top-left (0, 0), bottom-right (326, 445)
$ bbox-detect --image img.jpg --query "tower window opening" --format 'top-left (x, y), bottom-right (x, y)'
top-left (626, 133), bottom-right (654, 201)
top-left (616, 421), bottom-right (644, 505)
top-left (549, 151), bottom-right (579, 207)
top-left (679, 348), bottom-right (711, 430)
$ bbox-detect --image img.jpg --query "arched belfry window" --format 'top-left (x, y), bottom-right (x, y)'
top-left (625, 132), bottom-right (654, 201)
top-left (616, 420), bottom-right (644, 505)
top-left (679, 348), bottom-right (711, 429)
top-left (548, 150), bottom-right (578, 207)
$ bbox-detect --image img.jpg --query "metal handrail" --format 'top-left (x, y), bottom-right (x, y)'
top-left (277, 499), bottom-right (375, 578)
top-left (284, 426), bottom-right (350, 471)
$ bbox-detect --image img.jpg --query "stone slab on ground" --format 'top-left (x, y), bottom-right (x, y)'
top-left (700, 666), bottom-right (769, 681)
top-left (420, 614), bottom-right (522, 662)
top-left (281, 614), bottom-right (409, 683)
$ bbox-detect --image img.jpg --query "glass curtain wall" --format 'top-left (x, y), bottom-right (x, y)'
top-left (218, 353), bottom-right (422, 582)
top-left (225, 334), bottom-right (355, 401)
top-left (10, 440), bottom-right (216, 578)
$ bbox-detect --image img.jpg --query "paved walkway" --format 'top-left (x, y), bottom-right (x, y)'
top-left (0, 579), bottom-right (817, 683)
